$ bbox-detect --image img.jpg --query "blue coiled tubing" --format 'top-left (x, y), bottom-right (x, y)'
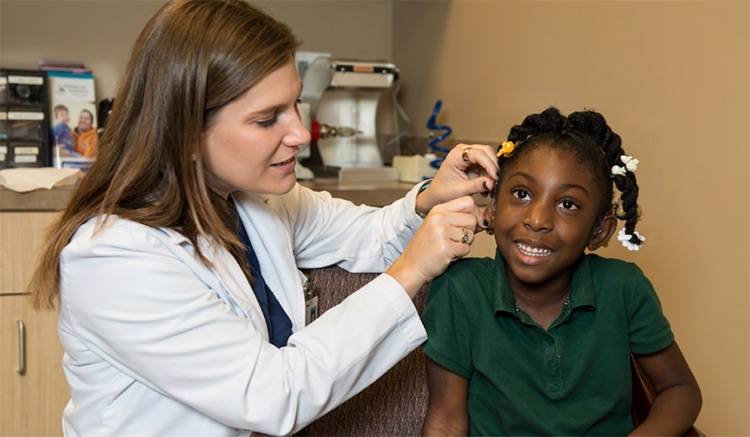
top-left (426, 99), bottom-right (452, 170)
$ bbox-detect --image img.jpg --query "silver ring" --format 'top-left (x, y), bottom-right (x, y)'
top-left (460, 226), bottom-right (469, 244)
top-left (462, 147), bottom-right (471, 163)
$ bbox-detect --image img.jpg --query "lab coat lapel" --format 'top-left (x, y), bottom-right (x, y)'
top-left (158, 224), bottom-right (269, 339)
top-left (234, 193), bottom-right (306, 332)
top-left (206, 240), bottom-right (270, 339)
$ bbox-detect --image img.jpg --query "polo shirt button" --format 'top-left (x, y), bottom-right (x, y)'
top-left (549, 362), bottom-right (559, 371)
top-left (546, 337), bottom-right (555, 345)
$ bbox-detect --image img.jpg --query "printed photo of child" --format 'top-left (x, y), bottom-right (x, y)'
top-left (51, 104), bottom-right (74, 157)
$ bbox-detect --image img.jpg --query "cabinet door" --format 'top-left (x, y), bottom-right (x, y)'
top-left (1, 212), bottom-right (67, 436)
top-left (1, 294), bottom-right (69, 437)
top-left (0, 212), bottom-right (58, 295)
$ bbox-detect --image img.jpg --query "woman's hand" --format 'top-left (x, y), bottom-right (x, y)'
top-left (415, 144), bottom-right (498, 225)
top-left (387, 196), bottom-right (482, 298)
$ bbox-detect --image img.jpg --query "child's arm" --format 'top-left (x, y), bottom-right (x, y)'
top-left (422, 357), bottom-right (470, 437)
top-left (630, 341), bottom-right (702, 436)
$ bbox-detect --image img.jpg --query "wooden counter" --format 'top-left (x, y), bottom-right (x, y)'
top-left (0, 180), bottom-right (420, 213)
top-left (0, 187), bottom-right (75, 212)
top-left (299, 179), bottom-right (419, 206)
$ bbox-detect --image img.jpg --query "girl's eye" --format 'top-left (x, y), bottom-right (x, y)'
top-left (558, 199), bottom-right (579, 210)
top-left (512, 189), bottom-right (531, 200)
top-left (257, 115), bottom-right (278, 128)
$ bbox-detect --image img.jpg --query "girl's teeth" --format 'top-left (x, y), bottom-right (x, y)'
top-left (516, 243), bottom-right (552, 257)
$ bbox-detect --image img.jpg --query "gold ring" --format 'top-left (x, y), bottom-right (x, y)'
top-left (462, 147), bottom-right (471, 163)
top-left (460, 226), bottom-right (469, 244)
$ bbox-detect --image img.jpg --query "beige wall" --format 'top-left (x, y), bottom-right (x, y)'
top-left (394, 1), bottom-right (750, 435)
top-left (0, 0), bottom-right (393, 102)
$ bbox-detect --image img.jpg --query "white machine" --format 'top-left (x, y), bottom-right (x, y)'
top-left (295, 101), bottom-right (315, 180)
top-left (298, 57), bottom-right (408, 181)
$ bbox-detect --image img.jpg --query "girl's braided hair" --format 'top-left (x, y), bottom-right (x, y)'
top-left (499, 107), bottom-right (642, 248)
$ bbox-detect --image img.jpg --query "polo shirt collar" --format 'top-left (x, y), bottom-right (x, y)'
top-left (492, 250), bottom-right (597, 315)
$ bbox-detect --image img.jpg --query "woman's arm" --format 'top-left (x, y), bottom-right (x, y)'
top-left (630, 341), bottom-right (702, 436)
top-left (60, 219), bottom-right (426, 436)
top-left (422, 357), bottom-right (470, 437)
top-left (283, 144), bottom-right (498, 275)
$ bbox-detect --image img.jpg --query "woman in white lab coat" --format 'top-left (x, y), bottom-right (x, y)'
top-left (28, 1), bottom-right (498, 436)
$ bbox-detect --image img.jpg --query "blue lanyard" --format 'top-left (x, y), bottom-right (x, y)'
top-left (231, 203), bottom-right (293, 348)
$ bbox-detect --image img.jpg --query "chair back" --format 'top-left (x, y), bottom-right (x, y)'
top-left (296, 266), bottom-right (429, 437)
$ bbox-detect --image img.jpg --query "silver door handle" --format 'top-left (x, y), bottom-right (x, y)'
top-left (17, 320), bottom-right (25, 375)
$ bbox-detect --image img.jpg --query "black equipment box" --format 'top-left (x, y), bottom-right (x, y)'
top-left (0, 69), bottom-right (50, 168)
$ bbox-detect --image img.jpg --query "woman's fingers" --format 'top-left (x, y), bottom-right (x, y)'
top-left (387, 197), bottom-right (483, 297)
top-left (457, 144), bottom-right (499, 180)
top-left (421, 144), bottom-right (499, 212)
top-left (431, 196), bottom-right (484, 233)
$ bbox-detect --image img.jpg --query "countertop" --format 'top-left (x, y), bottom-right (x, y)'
top-left (0, 179), bottom-right (421, 212)
top-left (0, 186), bottom-right (75, 212)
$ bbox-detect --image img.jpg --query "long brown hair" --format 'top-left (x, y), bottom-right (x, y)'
top-left (29, 0), bottom-right (300, 310)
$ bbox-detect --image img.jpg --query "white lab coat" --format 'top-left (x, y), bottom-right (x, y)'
top-left (57, 183), bottom-right (428, 437)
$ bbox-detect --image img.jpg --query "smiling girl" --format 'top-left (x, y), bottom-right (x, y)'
top-left (421, 107), bottom-right (701, 436)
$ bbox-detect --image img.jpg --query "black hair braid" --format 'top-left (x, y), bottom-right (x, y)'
top-left (569, 111), bottom-right (642, 247)
top-left (619, 173), bottom-right (640, 245)
top-left (507, 107), bottom-right (568, 143)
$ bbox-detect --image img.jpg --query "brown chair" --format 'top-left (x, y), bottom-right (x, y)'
top-left (631, 354), bottom-right (704, 436)
top-left (296, 266), bottom-right (429, 437)
top-left (296, 266), bottom-right (428, 437)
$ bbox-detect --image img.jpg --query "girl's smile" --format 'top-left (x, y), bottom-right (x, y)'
top-left (515, 241), bottom-right (553, 258)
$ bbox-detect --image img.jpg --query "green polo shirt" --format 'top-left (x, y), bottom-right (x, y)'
top-left (421, 251), bottom-right (673, 436)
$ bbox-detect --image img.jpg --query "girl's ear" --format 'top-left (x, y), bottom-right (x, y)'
top-left (481, 200), bottom-right (496, 233)
top-left (587, 212), bottom-right (617, 251)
